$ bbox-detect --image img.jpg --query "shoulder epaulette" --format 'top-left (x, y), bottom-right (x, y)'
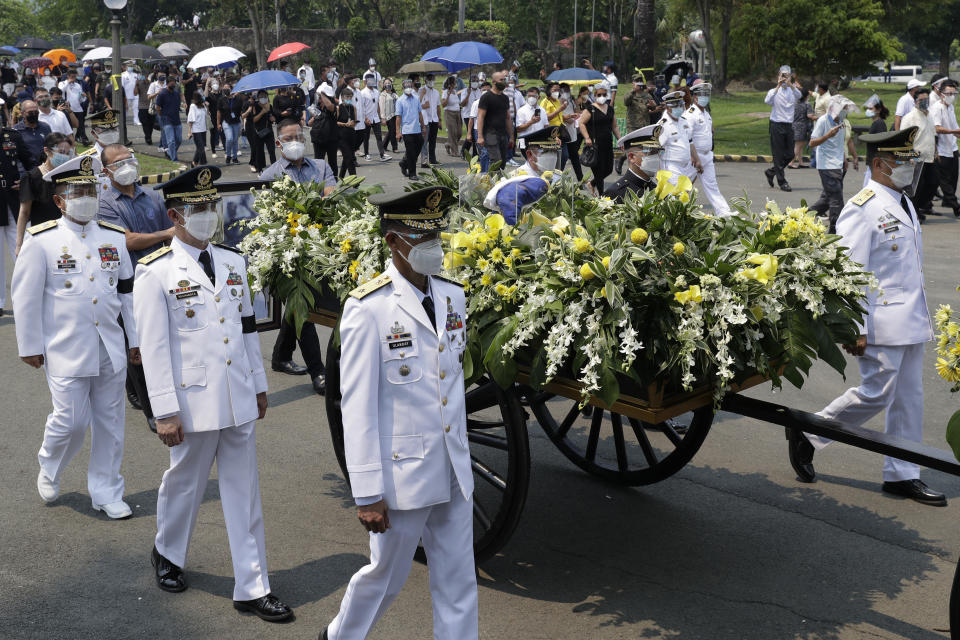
top-left (79, 147), bottom-right (97, 157)
top-left (688, 106), bottom-right (696, 113)
top-left (433, 274), bottom-right (465, 288)
top-left (26, 219), bottom-right (57, 235)
top-left (138, 246), bottom-right (172, 265)
top-left (851, 188), bottom-right (875, 207)
top-left (349, 273), bottom-right (392, 299)
top-left (97, 220), bottom-right (126, 233)
top-left (213, 242), bottom-right (242, 254)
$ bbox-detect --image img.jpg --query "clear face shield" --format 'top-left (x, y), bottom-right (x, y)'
top-left (175, 201), bottom-right (225, 243)
top-left (876, 154), bottom-right (923, 196)
top-left (532, 147), bottom-right (559, 173)
top-left (631, 146), bottom-right (661, 176)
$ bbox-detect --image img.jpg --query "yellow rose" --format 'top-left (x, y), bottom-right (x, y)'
top-left (673, 242), bottom-right (685, 255)
top-left (485, 213), bottom-right (506, 232)
top-left (674, 285), bottom-right (703, 305)
top-left (601, 256), bottom-right (610, 269)
top-left (572, 237), bottom-right (592, 253)
top-left (580, 263), bottom-right (596, 280)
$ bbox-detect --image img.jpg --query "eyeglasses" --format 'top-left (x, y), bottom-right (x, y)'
top-left (106, 157), bottom-right (138, 170)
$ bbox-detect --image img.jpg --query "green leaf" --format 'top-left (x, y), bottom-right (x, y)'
top-left (947, 410), bottom-right (960, 464)
top-left (595, 364), bottom-right (620, 408)
top-left (527, 345), bottom-right (550, 390)
top-left (483, 317), bottom-right (519, 388)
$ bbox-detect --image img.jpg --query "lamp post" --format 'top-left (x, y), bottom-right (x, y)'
top-left (104, 0), bottom-right (127, 145)
top-left (61, 31), bottom-right (86, 51)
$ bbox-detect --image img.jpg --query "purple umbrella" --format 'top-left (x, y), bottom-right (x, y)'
top-left (21, 57), bottom-right (53, 69)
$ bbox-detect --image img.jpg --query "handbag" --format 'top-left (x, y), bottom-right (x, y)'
top-left (580, 143), bottom-right (598, 168)
top-left (256, 123), bottom-right (273, 139)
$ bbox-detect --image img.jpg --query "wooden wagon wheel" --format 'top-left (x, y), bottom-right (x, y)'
top-left (325, 334), bottom-right (531, 563)
top-left (525, 390), bottom-right (714, 486)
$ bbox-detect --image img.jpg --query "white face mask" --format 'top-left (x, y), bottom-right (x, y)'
top-left (697, 95), bottom-right (710, 107)
top-left (97, 129), bottom-right (120, 145)
top-left (595, 95), bottom-right (608, 105)
top-left (946, 94), bottom-right (957, 106)
top-left (404, 87), bottom-right (414, 96)
top-left (551, 91), bottom-right (560, 100)
top-left (881, 159), bottom-right (917, 189)
top-left (639, 153), bottom-right (660, 175)
top-left (352, 80), bottom-right (361, 88)
top-left (180, 208), bottom-right (221, 243)
top-left (865, 108), bottom-right (876, 118)
top-left (65, 196), bottom-right (98, 223)
top-left (398, 236), bottom-right (444, 275)
top-left (535, 150), bottom-right (559, 172)
top-left (281, 140), bottom-right (305, 160)
top-left (210, 82), bottom-right (219, 91)
top-left (426, 81), bottom-right (434, 88)
top-left (112, 164), bottom-right (138, 186)
top-left (470, 82), bottom-right (478, 89)
top-left (526, 96), bottom-right (537, 106)
top-left (670, 106), bottom-right (685, 119)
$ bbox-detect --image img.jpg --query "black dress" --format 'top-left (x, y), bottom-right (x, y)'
top-left (869, 118), bottom-right (888, 134)
top-left (337, 103), bottom-right (357, 178)
top-left (586, 104), bottom-right (615, 192)
top-left (20, 166), bottom-right (60, 226)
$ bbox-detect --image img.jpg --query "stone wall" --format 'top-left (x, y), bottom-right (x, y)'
top-left (155, 28), bottom-right (499, 74)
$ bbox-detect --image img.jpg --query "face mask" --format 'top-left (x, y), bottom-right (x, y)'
top-left (879, 160), bottom-right (916, 189)
top-left (639, 153), bottom-right (660, 175)
top-left (369, 66), bottom-right (376, 71)
top-left (595, 96), bottom-right (608, 105)
top-left (210, 82), bottom-right (219, 91)
top-left (404, 87), bottom-right (414, 96)
top-left (918, 99), bottom-right (930, 111)
top-left (343, 98), bottom-right (352, 105)
top-left (281, 140), bottom-right (305, 160)
top-left (426, 81), bottom-right (434, 88)
top-left (326, 72), bottom-right (334, 81)
top-left (367, 79), bottom-right (376, 87)
top-left (180, 209), bottom-right (220, 242)
top-left (526, 96), bottom-right (537, 106)
top-left (37, 98), bottom-right (51, 108)
top-left (65, 196), bottom-right (98, 223)
top-left (97, 130), bottom-right (120, 145)
top-left (670, 106), bottom-right (684, 118)
top-left (535, 150), bottom-right (559, 172)
top-left (44, 70), bottom-right (50, 76)
top-left (946, 95), bottom-right (957, 106)
top-left (24, 113), bottom-right (38, 124)
top-left (697, 96), bottom-right (710, 107)
top-left (112, 164), bottom-right (138, 186)
top-left (399, 236), bottom-right (444, 275)
top-left (50, 151), bottom-right (73, 167)
top-left (352, 80), bottom-right (361, 88)
top-left (259, 97), bottom-right (269, 105)
top-left (865, 108), bottom-right (876, 118)
top-left (384, 85), bottom-right (393, 92)
top-left (470, 82), bottom-right (478, 89)
top-left (495, 81), bottom-right (506, 92)
top-left (158, 76), bottom-right (166, 83)
top-left (835, 111), bottom-right (846, 122)
top-left (551, 91), bottom-right (560, 100)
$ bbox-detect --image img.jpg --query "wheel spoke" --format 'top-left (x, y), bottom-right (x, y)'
top-left (629, 418), bottom-right (659, 466)
top-left (468, 431), bottom-right (509, 451)
top-left (467, 418), bottom-right (506, 430)
top-left (465, 380), bottom-right (499, 414)
top-left (471, 457), bottom-right (507, 492)
top-left (611, 413), bottom-right (628, 472)
top-left (557, 403), bottom-right (581, 439)
top-left (659, 420), bottom-right (683, 447)
top-left (585, 408), bottom-right (603, 462)
top-left (473, 498), bottom-right (493, 531)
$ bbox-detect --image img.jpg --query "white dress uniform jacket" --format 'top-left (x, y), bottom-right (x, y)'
top-left (685, 104), bottom-right (731, 216)
top-left (133, 237), bottom-right (268, 430)
top-left (13, 218), bottom-right (138, 376)
top-left (657, 113), bottom-right (695, 175)
top-left (339, 262), bottom-right (473, 510)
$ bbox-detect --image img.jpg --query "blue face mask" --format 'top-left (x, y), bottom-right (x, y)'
top-left (697, 96), bottom-right (710, 107)
top-left (343, 98), bottom-right (352, 105)
top-left (51, 151), bottom-right (73, 167)
top-left (670, 106), bottom-right (685, 119)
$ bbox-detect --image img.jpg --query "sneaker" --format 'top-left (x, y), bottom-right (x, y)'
top-left (379, 154), bottom-right (391, 162)
top-left (421, 162), bottom-right (430, 169)
top-left (92, 499), bottom-right (133, 519)
top-left (364, 154), bottom-right (374, 162)
top-left (158, 146), bottom-right (166, 152)
top-left (37, 471), bottom-right (59, 503)
top-left (211, 151), bottom-right (217, 158)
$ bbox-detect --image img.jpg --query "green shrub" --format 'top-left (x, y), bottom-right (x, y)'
top-left (347, 16), bottom-right (368, 42)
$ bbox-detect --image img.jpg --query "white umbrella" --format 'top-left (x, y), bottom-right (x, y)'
top-left (82, 46), bottom-right (113, 62)
top-left (157, 42), bottom-right (190, 57)
top-left (187, 46), bottom-right (245, 70)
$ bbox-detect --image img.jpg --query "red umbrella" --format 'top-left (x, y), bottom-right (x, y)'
top-left (267, 42), bottom-right (311, 63)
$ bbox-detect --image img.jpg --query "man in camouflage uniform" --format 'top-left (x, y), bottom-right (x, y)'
top-left (618, 74), bottom-right (657, 174)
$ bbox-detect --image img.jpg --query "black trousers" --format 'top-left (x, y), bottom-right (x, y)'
top-left (250, 131), bottom-right (276, 171)
top-left (937, 151), bottom-right (959, 210)
top-left (385, 118), bottom-right (399, 151)
top-left (313, 140), bottom-right (338, 176)
top-left (421, 121), bottom-right (439, 163)
top-left (811, 168), bottom-right (844, 233)
top-left (768, 121), bottom-right (795, 186)
top-left (271, 317), bottom-right (325, 378)
top-left (563, 138), bottom-right (584, 181)
top-left (138, 109), bottom-right (154, 145)
top-left (363, 122), bottom-right (385, 157)
top-left (73, 110), bottom-right (88, 142)
top-left (209, 126), bottom-right (221, 153)
top-left (339, 134), bottom-right (357, 178)
top-left (400, 133), bottom-right (424, 177)
top-left (910, 161), bottom-right (940, 213)
top-left (460, 118), bottom-right (475, 157)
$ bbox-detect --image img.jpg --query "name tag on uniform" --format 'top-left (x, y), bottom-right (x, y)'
top-left (386, 321), bottom-right (412, 349)
top-left (388, 339), bottom-right (412, 350)
top-left (169, 279), bottom-right (201, 300)
top-left (56, 249), bottom-right (78, 272)
top-left (883, 225), bottom-right (900, 234)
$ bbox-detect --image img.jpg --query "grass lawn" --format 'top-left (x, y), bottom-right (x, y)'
top-left (77, 145), bottom-right (183, 177)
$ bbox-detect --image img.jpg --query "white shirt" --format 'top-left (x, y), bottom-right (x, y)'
top-left (895, 92), bottom-right (915, 119)
top-left (38, 108), bottom-right (73, 136)
top-left (441, 88), bottom-right (461, 112)
top-left (297, 65), bottom-right (316, 90)
top-left (932, 100), bottom-right (959, 157)
top-left (902, 108), bottom-right (936, 162)
top-left (604, 73), bottom-right (619, 92)
top-left (187, 104), bottom-right (208, 133)
top-left (516, 102), bottom-right (547, 137)
top-left (459, 87), bottom-right (481, 116)
top-left (467, 91), bottom-right (486, 123)
top-left (657, 114), bottom-right (694, 164)
top-left (122, 70), bottom-right (137, 99)
top-left (360, 87), bottom-right (380, 122)
top-left (420, 87), bottom-right (440, 124)
top-left (352, 91), bottom-right (367, 130)
top-left (686, 104), bottom-right (713, 154)
top-left (764, 85), bottom-right (801, 123)
top-left (59, 79), bottom-right (84, 112)
top-left (38, 75), bottom-right (56, 91)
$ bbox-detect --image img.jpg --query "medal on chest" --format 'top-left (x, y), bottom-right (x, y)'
top-left (225, 265), bottom-right (244, 286)
top-left (57, 246), bottom-right (78, 272)
top-left (169, 279), bottom-right (201, 299)
top-left (445, 297), bottom-right (463, 332)
top-left (386, 321), bottom-right (412, 350)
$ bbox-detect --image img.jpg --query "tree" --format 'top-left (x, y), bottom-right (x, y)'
top-left (883, 0), bottom-right (960, 75)
top-left (0, 0), bottom-right (40, 44)
top-left (633, 0), bottom-right (655, 68)
top-left (692, 0), bottom-right (740, 93)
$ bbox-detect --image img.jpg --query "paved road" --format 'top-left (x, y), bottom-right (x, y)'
top-left (1, 148), bottom-right (959, 639)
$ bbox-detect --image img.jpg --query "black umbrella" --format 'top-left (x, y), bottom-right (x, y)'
top-left (15, 37), bottom-right (54, 51)
top-left (78, 38), bottom-right (111, 52)
top-left (120, 43), bottom-right (163, 60)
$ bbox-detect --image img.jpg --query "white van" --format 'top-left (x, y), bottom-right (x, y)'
top-left (862, 65), bottom-right (923, 83)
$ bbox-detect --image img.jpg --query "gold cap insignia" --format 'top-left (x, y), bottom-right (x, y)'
top-left (79, 156), bottom-right (93, 176)
top-left (197, 168), bottom-right (212, 189)
top-left (420, 189), bottom-right (443, 217)
top-left (102, 110), bottom-right (115, 123)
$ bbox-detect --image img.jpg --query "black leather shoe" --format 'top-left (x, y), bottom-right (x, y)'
top-left (764, 168), bottom-right (775, 187)
top-left (151, 546), bottom-right (186, 592)
top-left (233, 593), bottom-right (293, 622)
top-left (272, 360), bottom-right (308, 375)
top-left (147, 417), bottom-right (157, 433)
top-left (786, 428), bottom-right (816, 483)
top-left (127, 387), bottom-right (143, 411)
top-left (312, 375), bottom-right (326, 395)
top-left (0, 308), bottom-right (4, 317)
top-left (779, 182), bottom-right (793, 192)
top-left (881, 479), bottom-right (947, 506)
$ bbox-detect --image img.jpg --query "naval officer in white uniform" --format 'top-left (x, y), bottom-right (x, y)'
top-left (686, 81), bottom-right (731, 216)
top-left (656, 90), bottom-right (702, 180)
top-left (11, 154), bottom-right (138, 518)
top-left (133, 166), bottom-right (293, 620)
top-left (321, 186), bottom-right (478, 640)
top-left (787, 126), bottom-right (947, 506)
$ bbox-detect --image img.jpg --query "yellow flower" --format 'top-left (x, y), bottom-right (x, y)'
top-left (580, 263), bottom-right (596, 280)
top-left (490, 247), bottom-right (505, 263)
top-left (551, 216), bottom-right (570, 236)
top-left (485, 213), bottom-right (506, 232)
top-left (444, 252), bottom-right (464, 269)
top-left (494, 283), bottom-right (518, 298)
top-left (654, 170), bottom-right (694, 200)
top-left (348, 260), bottom-right (359, 280)
top-left (572, 237), bottom-right (592, 253)
top-left (476, 258), bottom-right (489, 270)
top-left (503, 256), bottom-right (513, 268)
top-left (674, 285), bottom-right (703, 305)
top-left (481, 274), bottom-right (492, 286)
top-left (340, 239), bottom-right (352, 254)
top-left (937, 357), bottom-right (960, 382)
top-left (289, 227), bottom-right (299, 237)
top-left (673, 242), bottom-right (685, 255)
top-left (541, 170), bottom-right (554, 182)
top-left (630, 228), bottom-right (648, 244)
top-left (601, 256), bottom-right (611, 269)
top-left (740, 253), bottom-right (779, 286)
top-left (451, 231), bottom-right (475, 251)
top-left (511, 248), bottom-right (521, 257)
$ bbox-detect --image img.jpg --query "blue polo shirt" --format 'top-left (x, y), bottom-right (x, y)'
top-left (155, 88), bottom-right (182, 127)
top-left (260, 156), bottom-right (337, 188)
top-left (97, 183), bottom-right (172, 262)
top-left (811, 114), bottom-right (846, 171)
top-left (13, 121), bottom-right (52, 167)
top-left (394, 93), bottom-right (422, 135)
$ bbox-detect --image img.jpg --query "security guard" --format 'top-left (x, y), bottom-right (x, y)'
top-left (515, 125), bottom-right (562, 178)
top-left (321, 187), bottom-right (477, 640)
top-left (604, 124), bottom-right (663, 202)
top-left (0, 125), bottom-right (36, 315)
top-left (133, 166), bottom-right (292, 621)
top-left (787, 127), bottom-right (947, 506)
top-left (11, 155), bottom-right (138, 518)
top-left (615, 73), bottom-right (657, 175)
top-left (85, 108), bottom-right (121, 157)
top-left (657, 90), bottom-right (702, 179)
top-left (686, 81), bottom-right (731, 216)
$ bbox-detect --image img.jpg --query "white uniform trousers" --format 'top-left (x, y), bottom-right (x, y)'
top-left (692, 151), bottom-right (731, 216)
top-left (328, 480), bottom-right (479, 640)
top-left (0, 210), bottom-right (17, 308)
top-left (807, 343), bottom-right (924, 482)
top-left (663, 158), bottom-right (695, 181)
top-left (40, 339), bottom-right (126, 505)
top-left (154, 420), bottom-right (271, 601)
top-left (128, 95), bottom-right (140, 125)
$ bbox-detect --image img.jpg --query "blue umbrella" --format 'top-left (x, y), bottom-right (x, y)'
top-left (0, 46), bottom-right (20, 55)
top-left (233, 70), bottom-right (300, 94)
top-left (546, 68), bottom-right (606, 85)
top-left (427, 41), bottom-right (502, 72)
top-left (421, 46), bottom-right (453, 71)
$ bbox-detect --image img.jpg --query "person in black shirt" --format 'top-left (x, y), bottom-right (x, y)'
top-left (272, 87), bottom-right (304, 125)
top-left (217, 84), bottom-right (244, 164)
top-left (308, 89), bottom-right (338, 175)
top-left (336, 87), bottom-right (358, 178)
top-left (0, 125), bottom-right (35, 314)
top-left (245, 90), bottom-right (276, 173)
top-left (476, 74), bottom-right (513, 167)
top-left (205, 85), bottom-right (223, 159)
top-left (182, 70), bottom-right (198, 107)
top-left (16, 132), bottom-right (71, 251)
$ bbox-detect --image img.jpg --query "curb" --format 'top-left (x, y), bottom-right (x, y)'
top-left (140, 165), bottom-right (188, 185)
top-left (714, 154), bottom-right (866, 163)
